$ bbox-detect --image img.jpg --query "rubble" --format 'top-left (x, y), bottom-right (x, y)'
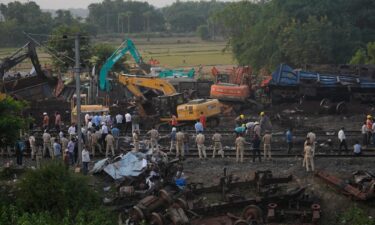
top-left (315, 170), bottom-right (375, 201)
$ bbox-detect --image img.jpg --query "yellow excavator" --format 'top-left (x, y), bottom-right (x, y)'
top-left (117, 74), bottom-right (221, 127)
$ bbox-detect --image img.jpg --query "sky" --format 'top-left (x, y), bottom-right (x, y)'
top-left (0, 0), bottom-right (236, 9)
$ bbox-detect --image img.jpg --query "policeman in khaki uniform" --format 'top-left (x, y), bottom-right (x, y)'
top-left (147, 127), bottom-right (159, 152)
top-left (304, 142), bottom-right (315, 172)
top-left (212, 131), bottom-right (224, 158)
top-left (91, 129), bottom-right (103, 157)
top-left (176, 130), bottom-right (185, 158)
top-left (195, 131), bottom-right (207, 159)
top-left (132, 129), bottom-right (140, 152)
top-left (105, 132), bottom-right (115, 157)
top-left (235, 133), bottom-right (246, 163)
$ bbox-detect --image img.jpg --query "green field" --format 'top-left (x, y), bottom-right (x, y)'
top-left (0, 36), bottom-right (236, 73)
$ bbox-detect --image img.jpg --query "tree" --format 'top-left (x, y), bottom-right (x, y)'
top-left (350, 42), bottom-right (375, 64)
top-left (215, 0), bottom-right (375, 70)
top-left (125, 11), bottom-right (133, 34)
top-left (47, 25), bottom-right (91, 71)
top-left (91, 43), bottom-right (127, 70)
top-left (0, 96), bottom-right (27, 147)
top-left (197, 25), bottom-right (210, 40)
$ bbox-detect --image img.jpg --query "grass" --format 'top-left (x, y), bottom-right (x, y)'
top-left (0, 36), bottom-right (236, 72)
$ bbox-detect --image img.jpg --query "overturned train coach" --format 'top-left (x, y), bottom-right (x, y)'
top-left (268, 64), bottom-right (375, 104)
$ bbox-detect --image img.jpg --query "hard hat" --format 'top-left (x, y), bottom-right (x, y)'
top-left (260, 112), bottom-right (265, 116)
top-left (43, 112), bottom-right (47, 115)
top-left (240, 114), bottom-right (244, 119)
top-left (172, 127), bottom-right (177, 132)
top-left (367, 115), bottom-right (372, 119)
top-left (254, 121), bottom-right (259, 125)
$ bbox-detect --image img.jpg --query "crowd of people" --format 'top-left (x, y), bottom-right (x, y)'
top-left (2, 110), bottom-right (371, 174)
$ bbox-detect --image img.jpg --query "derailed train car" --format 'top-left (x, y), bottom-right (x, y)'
top-left (268, 64), bottom-right (375, 104)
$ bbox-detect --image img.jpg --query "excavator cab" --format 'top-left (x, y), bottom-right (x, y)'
top-left (152, 93), bottom-right (186, 118)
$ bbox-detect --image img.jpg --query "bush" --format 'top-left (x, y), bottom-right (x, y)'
top-left (197, 25), bottom-right (210, 40)
top-left (16, 162), bottom-right (99, 218)
top-left (339, 205), bottom-right (375, 225)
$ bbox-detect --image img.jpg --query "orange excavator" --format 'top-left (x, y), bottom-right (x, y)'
top-left (210, 66), bottom-right (253, 102)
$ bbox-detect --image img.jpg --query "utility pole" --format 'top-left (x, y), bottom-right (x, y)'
top-left (75, 34), bottom-right (82, 163)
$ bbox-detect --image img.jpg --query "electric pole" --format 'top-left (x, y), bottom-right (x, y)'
top-left (75, 34), bottom-right (82, 163)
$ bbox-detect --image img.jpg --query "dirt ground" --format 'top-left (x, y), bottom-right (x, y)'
top-left (182, 157), bottom-right (375, 225)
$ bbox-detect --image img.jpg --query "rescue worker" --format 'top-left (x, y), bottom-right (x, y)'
top-left (36, 146), bottom-right (43, 169)
top-left (29, 133), bottom-right (37, 160)
top-left (252, 134), bottom-right (261, 162)
top-left (235, 124), bottom-right (246, 135)
top-left (176, 130), bottom-right (185, 158)
top-left (361, 121), bottom-right (367, 146)
top-left (302, 137), bottom-right (310, 167)
top-left (262, 130), bottom-right (272, 160)
top-left (235, 133), bottom-right (246, 163)
top-left (170, 127), bottom-right (177, 153)
top-left (132, 112), bottom-right (140, 134)
top-left (286, 128), bottom-right (293, 154)
top-left (253, 122), bottom-right (261, 137)
top-left (353, 140), bottom-right (362, 156)
top-left (199, 112), bottom-right (206, 128)
top-left (124, 112), bottom-right (132, 135)
top-left (212, 131), bottom-right (223, 158)
top-left (111, 126), bottom-right (120, 151)
top-left (42, 112), bottom-right (49, 130)
top-left (366, 115), bottom-right (373, 145)
top-left (42, 130), bottom-right (53, 158)
top-left (194, 120), bottom-right (204, 133)
top-left (171, 114), bottom-right (178, 127)
top-left (54, 111), bottom-right (62, 132)
top-left (338, 127), bottom-right (348, 155)
top-left (147, 126), bottom-right (159, 152)
top-left (183, 130), bottom-right (190, 155)
top-left (105, 131), bottom-right (115, 157)
top-left (91, 128), bottom-right (103, 157)
top-left (101, 122), bottom-right (109, 146)
top-left (306, 130), bottom-right (316, 153)
top-left (259, 111), bottom-right (272, 135)
top-left (235, 114), bottom-right (245, 127)
top-left (196, 131), bottom-right (207, 159)
top-left (60, 133), bottom-right (69, 158)
top-left (132, 129), bottom-right (140, 152)
top-left (304, 142), bottom-right (314, 172)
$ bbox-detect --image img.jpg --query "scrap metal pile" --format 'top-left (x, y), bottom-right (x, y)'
top-left (316, 170), bottom-right (375, 201)
top-left (92, 154), bottom-right (321, 225)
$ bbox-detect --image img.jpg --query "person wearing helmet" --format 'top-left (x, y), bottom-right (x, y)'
top-left (235, 114), bottom-right (245, 127)
top-left (259, 111), bottom-right (272, 135)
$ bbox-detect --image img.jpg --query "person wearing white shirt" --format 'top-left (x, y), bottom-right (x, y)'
top-left (361, 122), bottom-right (368, 146)
top-left (338, 127), bottom-right (348, 155)
top-left (68, 124), bottom-right (76, 139)
top-left (116, 113), bottom-right (123, 127)
top-left (124, 112), bottom-right (132, 135)
top-left (101, 123), bottom-right (109, 146)
top-left (82, 148), bottom-right (90, 175)
top-left (85, 113), bottom-right (90, 125)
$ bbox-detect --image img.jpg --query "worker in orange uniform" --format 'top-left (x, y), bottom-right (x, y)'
top-left (171, 114), bottom-right (178, 127)
top-left (366, 115), bottom-right (373, 145)
top-left (42, 112), bottom-right (49, 130)
top-left (200, 112), bottom-right (206, 128)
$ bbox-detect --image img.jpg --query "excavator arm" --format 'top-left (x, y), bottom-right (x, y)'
top-left (118, 75), bottom-right (177, 96)
top-left (99, 39), bottom-right (150, 91)
top-left (0, 42), bottom-right (44, 79)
